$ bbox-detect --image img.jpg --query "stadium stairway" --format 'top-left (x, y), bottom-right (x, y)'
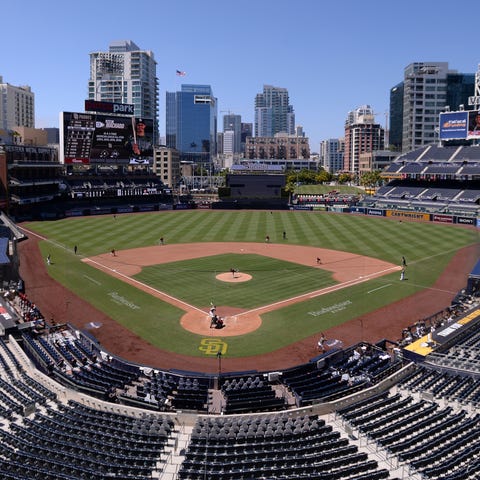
top-left (158, 425), bottom-right (194, 480)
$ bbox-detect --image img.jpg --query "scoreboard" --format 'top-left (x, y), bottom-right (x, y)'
top-left (59, 112), bottom-right (154, 165)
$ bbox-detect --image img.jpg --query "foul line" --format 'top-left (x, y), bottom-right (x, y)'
top-left (236, 265), bottom-right (401, 318)
top-left (84, 257), bottom-right (206, 315)
top-left (368, 284), bottom-right (391, 294)
top-left (22, 224), bottom-right (469, 318)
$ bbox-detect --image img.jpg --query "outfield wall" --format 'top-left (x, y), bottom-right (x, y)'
top-left (291, 204), bottom-right (479, 227)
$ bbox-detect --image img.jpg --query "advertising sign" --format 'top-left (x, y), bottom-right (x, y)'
top-left (439, 112), bottom-right (468, 140)
top-left (386, 210), bottom-right (431, 221)
top-left (467, 110), bottom-right (480, 139)
top-left (367, 208), bottom-right (384, 216)
top-left (60, 112), bottom-right (153, 165)
top-left (84, 100), bottom-right (134, 116)
top-left (455, 216), bottom-right (476, 226)
top-left (349, 207), bottom-right (366, 214)
top-left (432, 214), bottom-right (453, 224)
top-left (439, 110), bottom-right (480, 140)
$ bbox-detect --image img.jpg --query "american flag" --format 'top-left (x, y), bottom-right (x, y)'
top-left (176, 70), bottom-right (186, 77)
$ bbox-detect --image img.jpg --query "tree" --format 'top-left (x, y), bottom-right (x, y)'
top-left (337, 173), bottom-right (353, 184)
top-left (316, 170), bottom-right (332, 184)
top-left (359, 171), bottom-right (382, 188)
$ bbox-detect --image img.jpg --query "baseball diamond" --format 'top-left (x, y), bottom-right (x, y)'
top-left (18, 210), bottom-right (479, 374)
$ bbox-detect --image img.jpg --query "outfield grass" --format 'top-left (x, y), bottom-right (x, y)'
top-left (24, 211), bottom-right (478, 357)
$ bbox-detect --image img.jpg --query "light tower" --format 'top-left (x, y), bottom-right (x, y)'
top-left (468, 63), bottom-right (480, 110)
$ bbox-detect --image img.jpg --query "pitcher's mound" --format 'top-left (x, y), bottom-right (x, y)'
top-left (216, 272), bottom-right (252, 283)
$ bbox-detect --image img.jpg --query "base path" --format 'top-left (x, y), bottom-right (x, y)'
top-left (17, 236), bottom-right (479, 374)
top-left (84, 242), bottom-right (400, 336)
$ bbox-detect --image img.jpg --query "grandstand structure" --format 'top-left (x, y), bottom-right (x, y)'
top-left (0, 141), bottom-right (478, 477)
top-left (0, 144), bottom-right (181, 222)
top-left (362, 145), bottom-right (480, 219)
top-left (0, 286), bottom-right (478, 478)
top-left (0, 213), bottom-right (479, 478)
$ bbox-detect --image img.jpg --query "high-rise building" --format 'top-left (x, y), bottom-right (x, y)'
top-left (223, 130), bottom-right (235, 155)
top-left (344, 105), bottom-right (384, 174)
top-left (389, 62), bottom-right (475, 152)
top-left (245, 133), bottom-right (310, 160)
top-left (165, 84), bottom-right (217, 164)
top-left (241, 122), bottom-right (252, 155)
top-left (389, 82), bottom-right (404, 151)
top-left (223, 114), bottom-right (241, 153)
top-left (254, 85), bottom-right (295, 137)
top-left (0, 76), bottom-right (35, 130)
top-left (320, 138), bottom-right (345, 174)
top-left (88, 40), bottom-right (159, 140)
top-left (295, 126), bottom-right (305, 138)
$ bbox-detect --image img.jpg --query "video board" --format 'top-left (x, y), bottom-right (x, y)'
top-left (60, 112), bottom-right (153, 165)
top-left (439, 110), bottom-right (480, 140)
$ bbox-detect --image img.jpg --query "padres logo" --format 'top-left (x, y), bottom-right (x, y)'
top-left (199, 338), bottom-right (228, 356)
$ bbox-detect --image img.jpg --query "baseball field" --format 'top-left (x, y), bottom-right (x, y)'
top-left (19, 209), bottom-right (479, 372)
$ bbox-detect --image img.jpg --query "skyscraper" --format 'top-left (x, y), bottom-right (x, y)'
top-left (223, 114), bottom-right (241, 154)
top-left (254, 85), bottom-right (295, 137)
top-left (344, 105), bottom-right (384, 174)
top-left (241, 122), bottom-right (253, 154)
top-left (88, 40), bottom-right (159, 140)
top-left (388, 82), bottom-right (404, 151)
top-left (223, 130), bottom-right (235, 155)
top-left (0, 76), bottom-right (35, 130)
top-left (320, 138), bottom-right (345, 174)
top-left (166, 84), bottom-right (217, 164)
top-left (390, 62), bottom-right (475, 152)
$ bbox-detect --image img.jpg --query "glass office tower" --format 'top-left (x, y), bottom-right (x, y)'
top-left (166, 85), bottom-right (217, 164)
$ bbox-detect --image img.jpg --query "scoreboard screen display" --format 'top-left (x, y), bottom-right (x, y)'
top-left (60, 112), bottom-right (153, 165)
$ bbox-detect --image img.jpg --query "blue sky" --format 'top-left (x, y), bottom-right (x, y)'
top-left (2, 0), bottom-right (479, 151)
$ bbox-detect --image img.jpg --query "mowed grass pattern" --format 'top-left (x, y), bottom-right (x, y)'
top-left (24, 211), bottom-right (478, 357)
top-left (134, 254), bottom-right (335, 309)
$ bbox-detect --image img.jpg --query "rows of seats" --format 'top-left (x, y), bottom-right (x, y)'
top-left (1, 325), bottom-right (480, 477)
top-left (338, 389), bottom-right (480, 479)
top-left (171, 375), bottom-right (210, 411)
top-left (0, 398), bottom-right (173, 479)
top-left (21, 323), bottom-right (405, 415)
top-left (367, 145), bottom-right (480, 215)
top-left (284, 344), bottom-right (399, 405)
top-left (122, 372), bottom-right (210, 411)
top-left (126, 371), bottom-right (177, 408)
top-left (220, 375), bottom-right (285, 413)
top-left (0, 338), bottom-right (23, 373)
top-left (179, 413), bottom-right (390, 479)
top-left (373, 182), bottom-right (480, 204)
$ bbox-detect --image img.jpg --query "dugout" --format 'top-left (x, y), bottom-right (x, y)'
top-left (466, 259), bottom-right (480, 296)
top-left (0, 236), bottom-right (11, 284)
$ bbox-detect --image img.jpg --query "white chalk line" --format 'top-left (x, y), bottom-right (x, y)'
top-left (368, 284), bottom-right (392, 294)
top-left (83, 275), bottom-right (101, 286)
top-left (84, 257), bottom-right (205, 315)
top-left (22, 224), bottom-right (471, 315)
top-left (236, 266), bottom-right (401, 318)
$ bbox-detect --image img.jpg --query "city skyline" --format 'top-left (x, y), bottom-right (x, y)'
top-left (2, 0), bottom-right (479, 151)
